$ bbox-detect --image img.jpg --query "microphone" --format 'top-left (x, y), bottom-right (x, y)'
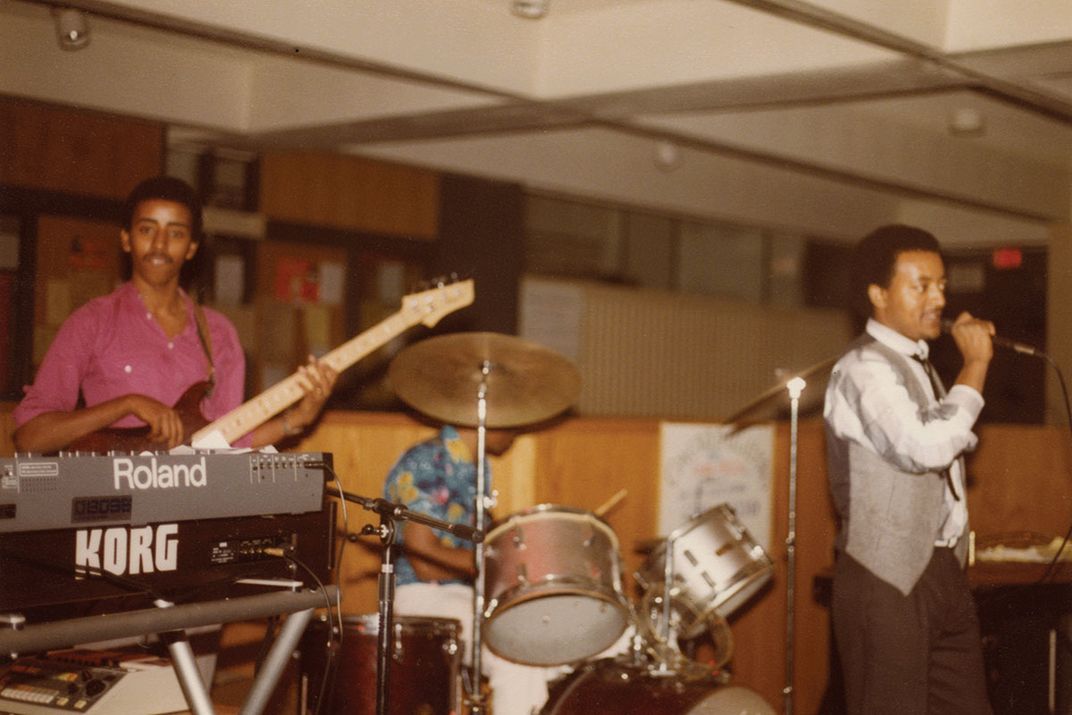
top-left (940, 318), bottom-right (1041, 356)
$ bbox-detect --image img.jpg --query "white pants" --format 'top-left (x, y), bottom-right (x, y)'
top-left (395, 582), bottom-right (568, 715)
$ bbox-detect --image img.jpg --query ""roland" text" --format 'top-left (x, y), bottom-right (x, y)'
top-left (112, 457), bottom-right (207, 490)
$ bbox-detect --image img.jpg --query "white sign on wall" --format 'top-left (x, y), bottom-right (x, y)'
top-left (659, 422), bottom-right (774, 550)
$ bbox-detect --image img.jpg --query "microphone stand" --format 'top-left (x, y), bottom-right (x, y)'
top-left (782, 376), bottom-right (806, 715)
top-left (328, 487), bottom-right (483, 715)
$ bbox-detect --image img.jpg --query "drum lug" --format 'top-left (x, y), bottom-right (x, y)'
top-left (393, 621), bottom-right (405, 662)
top-left (583, 525), bottom-right (596, 547)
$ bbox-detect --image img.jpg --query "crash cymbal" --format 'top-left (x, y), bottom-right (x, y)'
top-left (723, 354), bottom-right (838, 424)
top-left (388, 332), bottom-right (582, 428)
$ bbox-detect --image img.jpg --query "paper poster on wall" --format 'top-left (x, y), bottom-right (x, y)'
top-left (67, 234), bottom-right (112, 271)
top-left (302, 304), bottom-right (331, 355)
top-left (375, 261), bottom-right (405, 306)
top-left (68, 271), bottom-right (114, 314)
top-left (274, 257), bottom-right (319, 303)
top-left (45, 278), bottom-right (72, 326)
top-left (659, 422), bottom-right (774, 550)
top-left (215, 255), bottom-right (245, 306)
top-left (319, 261), bottom-right (346, 306)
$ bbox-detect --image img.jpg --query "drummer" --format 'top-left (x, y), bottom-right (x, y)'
top-left (384, 423), bottom-right (564, 715)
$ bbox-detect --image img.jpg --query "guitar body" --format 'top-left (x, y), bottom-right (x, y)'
top-left (68, 382), bottom-right (212, 453)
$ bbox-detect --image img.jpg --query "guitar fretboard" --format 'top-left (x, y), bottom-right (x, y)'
top-left (190, 280), bottom-right (473, 446)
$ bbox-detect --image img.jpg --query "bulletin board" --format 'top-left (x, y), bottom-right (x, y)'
top-left (345, 251), bottom-right (428, 409)
top-left (253, 240), bottom-right (348, 396)
top-left (33, 215), bottom-right (122, 369)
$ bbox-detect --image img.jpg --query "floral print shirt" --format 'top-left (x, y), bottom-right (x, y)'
top-left (384, 425), bottom-right (490, 586)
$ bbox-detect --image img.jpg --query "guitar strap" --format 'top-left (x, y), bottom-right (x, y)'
top-left (192, 301), bottom-right (216, 396)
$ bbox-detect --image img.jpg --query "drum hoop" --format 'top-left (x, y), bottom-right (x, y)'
top-left (672, 561), bottom-right (772, 631)
top-left (485, 580), bottom-right (629, 619)
top-left (662, 501), bottom-right (736, 546)
top-left (485, 505), bottom-right (621, 551)
top-left (344, 614), bottom-right (462, 636)
top-left (545, 658), bottom-right (731, 711)
top-left (493, 503), bottom-right (616, 527)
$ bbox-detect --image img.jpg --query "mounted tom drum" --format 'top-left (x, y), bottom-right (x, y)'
top-left (483, 505), bottom-right (629, 666)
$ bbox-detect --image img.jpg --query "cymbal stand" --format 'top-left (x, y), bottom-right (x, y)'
top-left (468, 360), bottom-right (492, 714)
top-left (782, 376), bottom-right (806, 715)
top-left (651, 535), bottom-right (679, 674)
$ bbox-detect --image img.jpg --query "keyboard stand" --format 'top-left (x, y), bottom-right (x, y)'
top-left (0, 585), bottom-right (337, 715)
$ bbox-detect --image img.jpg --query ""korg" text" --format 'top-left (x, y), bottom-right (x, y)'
top-left (75, 524), bottom-right (179, 576)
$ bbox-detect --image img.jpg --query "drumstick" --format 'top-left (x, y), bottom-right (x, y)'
top-left (594, 488), bottom-right (628, 518)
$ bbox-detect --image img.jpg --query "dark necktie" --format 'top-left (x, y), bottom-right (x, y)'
top-left (911, 353), bottom-right (961, 501)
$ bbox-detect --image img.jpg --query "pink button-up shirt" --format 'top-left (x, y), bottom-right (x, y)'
top-left (15, 282), bottom-right (247, 442)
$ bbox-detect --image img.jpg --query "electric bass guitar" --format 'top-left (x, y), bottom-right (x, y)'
top-left (69, 279), bottom-right (475, 452)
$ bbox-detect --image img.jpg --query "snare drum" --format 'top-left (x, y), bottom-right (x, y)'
top-left (483, 504), bottom-right (630, 666)
top-left (540, 658), bottom-right (775, 715)
top-left (300, 614), bottom-right (460, 715)
top-left (635, 503), bottom-right (773, 638)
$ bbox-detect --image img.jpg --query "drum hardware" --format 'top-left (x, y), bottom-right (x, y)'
top-left (388, 332), bottom-right (582, 713)
top-left (637, 588), bottom-right (735, 669)
top-left (327, 487), bottom-right (482, 715)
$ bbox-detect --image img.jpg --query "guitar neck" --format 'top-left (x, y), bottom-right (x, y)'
top-left (195, 310), bottom-right (421, 445)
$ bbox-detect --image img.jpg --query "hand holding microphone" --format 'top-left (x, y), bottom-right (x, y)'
top-left (940, 315), bottom-right (1041, 357)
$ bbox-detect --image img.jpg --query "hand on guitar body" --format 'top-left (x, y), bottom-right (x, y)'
top-left (13, 391), bottom-right (188, 454)
top-left (123, 393), bottom-right (187, 450)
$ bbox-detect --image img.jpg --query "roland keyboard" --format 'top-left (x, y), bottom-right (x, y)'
top-left (0, 451), bottom-right (335, 621)
top-left (0, 451), bottom-right (331, 534)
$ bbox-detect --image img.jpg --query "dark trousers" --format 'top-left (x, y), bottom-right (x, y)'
top-left (832, 548), bottom-right (992, 715)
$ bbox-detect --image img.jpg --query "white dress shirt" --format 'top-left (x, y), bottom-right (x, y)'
top-left (824, 319), bottom-right (984, 546)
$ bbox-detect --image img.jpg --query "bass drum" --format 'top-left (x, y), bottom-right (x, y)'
top-left (300, 614), bottom-right (460, 715)
top-left (540, 659), bottom-right (775, 715)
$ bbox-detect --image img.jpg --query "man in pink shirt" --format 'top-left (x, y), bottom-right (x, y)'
top-left (13, 176), bottom-right (336, 452)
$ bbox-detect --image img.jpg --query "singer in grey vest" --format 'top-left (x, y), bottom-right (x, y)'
top-left (823, 225), bottom-right (995, 715)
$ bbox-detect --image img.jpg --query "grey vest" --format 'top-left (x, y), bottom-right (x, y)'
top-left (826, 334), bottom-right (969, 595)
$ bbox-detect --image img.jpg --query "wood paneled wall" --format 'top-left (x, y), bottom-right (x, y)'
top-left (258, 150), bottom-right (440, 239)
top-left (0, 98), bottom-right (162, 199)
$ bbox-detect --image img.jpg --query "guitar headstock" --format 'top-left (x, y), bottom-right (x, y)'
top-left (402, 278), bottom-right (476, 327)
